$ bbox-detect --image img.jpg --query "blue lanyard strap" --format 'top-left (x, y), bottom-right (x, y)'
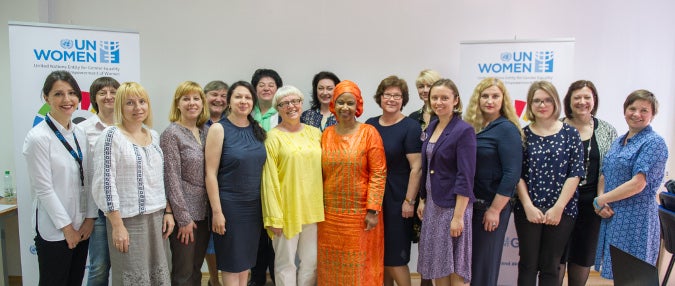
top-left (45, 115), bottom-right (84, 187)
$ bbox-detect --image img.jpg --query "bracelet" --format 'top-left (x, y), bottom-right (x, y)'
top-left (164, 211), bottom-right (173, 215)
top-left (404, 198), bottom-right (416, 206)
top-left (593, 198), bottom-right (606, 211)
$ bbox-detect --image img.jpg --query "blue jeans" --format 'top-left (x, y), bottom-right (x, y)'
top-left (87, 210), bottom-right (110, 286)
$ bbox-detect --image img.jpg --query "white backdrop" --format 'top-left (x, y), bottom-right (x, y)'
top-left (8, 22), bottom-right (139, 286)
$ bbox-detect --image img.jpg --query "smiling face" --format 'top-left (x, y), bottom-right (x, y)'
top-left (479, 85), bottom-right (503, 121)
top-left (624, 99), bottom-right (653, 133)
top-left (95, 86), bottom-right (117, 115)
top-left (569, 86), bottom-right (595, 118)
top-left (334, 93), bottom-right (357, 122)
top-left (178, 92), bottom-right (204, 122)
top-left (229, 86), bottom-right (254, 117)
top-left (380, 87), bottom-right (403, 114)
top-left (530, 89), bottom-right (555, 121)
top-left (206, 88), bottom-right (228, 118)
top-left (429, 85), bottom-right (458, 118)
top-left (317, 78), bottom-right (336, 106)
top-left (121, 95), bottom-right (148, 125)
top-left (45, 80), bottom-right (80, 121)
top-left (276, 94), bottom-right (303, 122)
top-left (417, 82), bottom-right (432, 102)
top-left (256, 76), bottom-right (277, 103)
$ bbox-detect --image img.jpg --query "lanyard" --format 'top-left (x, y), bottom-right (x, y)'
top-left (45, 115), bottom-right (84, 187)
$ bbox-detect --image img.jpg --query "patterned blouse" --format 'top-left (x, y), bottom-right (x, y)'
top-left (160, 122), bottom-right (209, 227)
top-left (518, 123), bottom-right (585, 218)
top-left (300, 108), bottom-right (336, 132)
top-left (92, 126), bottom-right (166, 218)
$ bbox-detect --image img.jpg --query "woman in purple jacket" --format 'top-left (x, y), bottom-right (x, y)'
top-left (416, 79), bottom-right (476, 286)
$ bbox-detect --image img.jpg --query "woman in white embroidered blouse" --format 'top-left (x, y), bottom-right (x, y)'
top-left (91, 82), bottom-right (174, 285)
top-left (23, 70), bottom-right (98, 285)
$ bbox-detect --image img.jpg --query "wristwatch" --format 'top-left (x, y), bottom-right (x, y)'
top-left (404, 197), bottom-right (416, 206)
top-left (367, 209), bottom-right (379, 215)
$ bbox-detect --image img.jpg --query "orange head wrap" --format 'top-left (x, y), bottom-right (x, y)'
top-left (330, 80), bottom-right (364, 117)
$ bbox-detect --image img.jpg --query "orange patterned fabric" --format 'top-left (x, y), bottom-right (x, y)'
top-left (318, 123), bottom-right (387, 286)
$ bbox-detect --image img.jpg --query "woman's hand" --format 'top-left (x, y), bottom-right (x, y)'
top-left (402, 201), bottom-right (414, 218)
top-left (112, 224), bottom-right (130, 253)
top-left (268, 227), bottom-right (283, 237)
top-left (62, 224), bottom-right (80, 249)
top-left (365, 211), bottom-right (379, 231)
top-left (417, 200), bottom-right (426, 220)
top-left (544, 205), bottom-right (564, 225)
top-left (78, 218), bottom-right (96, 241)
top-left (162, 213), bottom-right (175, 239)
top-left (524, 204), bottom-right (545, 224)
top-left (212, 212), bottom-right (226, 235)
top-left (177, 221), bottom-right (196, 245)
top-left (597, 204), bottom-right (615, 219)
top-left (483, 207), bottom-right (500, 232)
top-left (450, 217), bottom-right (464, 237)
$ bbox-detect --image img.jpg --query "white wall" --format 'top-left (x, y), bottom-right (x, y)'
top-left (2, 0), bottom-right (674, 277)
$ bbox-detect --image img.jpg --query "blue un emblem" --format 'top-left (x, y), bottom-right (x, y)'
top-left (60, 39), bottom-right (73, 49)
top-left (534, 51), bottom-right (554, 72)
top-left (99, 41), bottom-right (120, 64)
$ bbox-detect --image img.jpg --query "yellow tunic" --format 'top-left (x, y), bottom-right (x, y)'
top-left (261, 124), bottom-right (325, 239)
top-left (318, 123), bottom-right (387, 286)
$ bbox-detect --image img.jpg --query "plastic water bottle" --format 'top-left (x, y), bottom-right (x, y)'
top-left (4, 170), bottom-right (15, 200)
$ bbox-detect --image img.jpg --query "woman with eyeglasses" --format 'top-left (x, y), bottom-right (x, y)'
top-left (365, 76), bottom-right (421, 286)
top-left (317, 80), bottom-right (387, 286)
top-left (24, 70), bottom-right (98, 286)
top-left (261, 86), bottom-right (324, 286)
top-left (514, 81), bottom-right (584, 286)
top-left (594, 90), bottom-right (668, 280)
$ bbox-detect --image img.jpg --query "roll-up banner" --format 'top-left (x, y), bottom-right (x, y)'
top-left (8, 21), bottom-right (139, 285)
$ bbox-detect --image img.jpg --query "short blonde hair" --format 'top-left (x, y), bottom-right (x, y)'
top-left (464, 77), bottom-right (524, 138)
top-left (169, 81), bottom-right (209, 127)
top-left (114, 82), bottom-right (153, 127)
top-left (524, 81), bottom-right (561, 122)
top-left (416, 69), bottom-right (441, 87)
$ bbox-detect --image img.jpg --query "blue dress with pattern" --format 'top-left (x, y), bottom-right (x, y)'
top-left (594, 125), bottom-right (668, 279)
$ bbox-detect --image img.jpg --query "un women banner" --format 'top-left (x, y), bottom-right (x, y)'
top-left (459, 39), bottom-right (575, 285)
top-left (8, 22), bottom-right (139, 286)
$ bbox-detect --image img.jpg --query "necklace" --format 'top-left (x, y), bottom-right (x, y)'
top-left (579, 117), bottom-right (594, 186)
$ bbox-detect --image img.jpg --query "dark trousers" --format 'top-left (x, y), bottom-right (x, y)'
top-left (471, 202), bottom-right (512, 286)
top-left (169, 219), bottom-right (210, 286)
top-left (514, 207), bottom-right (574, 286)
top-left (35, 231), bottom-right (90, 286)
top-left (251, 225), bottom-right (275, 285)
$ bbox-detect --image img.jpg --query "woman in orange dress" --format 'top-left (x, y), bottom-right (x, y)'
top-left (318, 80), bottom-right (387, 286)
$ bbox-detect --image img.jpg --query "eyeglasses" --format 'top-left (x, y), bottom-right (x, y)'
top-left (382, 93), bottom-right (403, 100)
top-left (277, 98), bottom-right (302, 109)
top-left (532, 98), bottom-right (554, 106)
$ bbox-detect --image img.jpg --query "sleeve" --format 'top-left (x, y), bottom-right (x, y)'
top-left (453, 126), bottom-right (477, 199)
top-left (404, 120), bottom-right (423, 154)
top-left (521, 128), bottom-right (530, 180)
top-left (567, 126), bottom-right (585, 178)
top-left (495, 123), bottom-right (523, 198)
top-left (92, 128), bottom-right (120, 213)
top-left (160, 127), bottom-right (192, 227)
top-left (81, 130), bottom-right (98, 218)
top-left (365, 126), bottom-right (387, 211)
top-left (261, 134), bottom-right (284, 230)
top-left (23, 131), bottom-right (72, 230)
top-left (633, 135), bottom-right (669, 180)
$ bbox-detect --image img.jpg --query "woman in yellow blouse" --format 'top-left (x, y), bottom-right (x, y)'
top-left (261, 85), bottom-right (324, 286)
top-left (318, 80), bottom-right (387, 286)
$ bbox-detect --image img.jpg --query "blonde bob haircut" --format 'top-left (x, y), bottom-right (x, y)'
top-left (114, 82), bottom-right (153, 127)
top-left (464, 77), bottom-right (524, 138)
top-left (272, 85), bottom-right (304, 108)
top-left (416, 69), bottom-right (441, 87)
top-left (169, 81), bottom-right (209, 127)
top-left (524, 81), bottom-right (561, 122)
top-left (429, 78), bottom-right (463, 115)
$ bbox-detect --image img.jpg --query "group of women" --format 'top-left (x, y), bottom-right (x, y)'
top-left (23, 68), bottom-right (668, 286)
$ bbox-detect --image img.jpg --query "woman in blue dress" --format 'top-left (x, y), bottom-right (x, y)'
top-left (514, 81), bottom-right (584, 286)
top-left (204, 81), bottom-right (267, 286)
top-left (366, 75), bottom-right (422, 286)
top-left (594, 89), bottom-right (668, 279)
